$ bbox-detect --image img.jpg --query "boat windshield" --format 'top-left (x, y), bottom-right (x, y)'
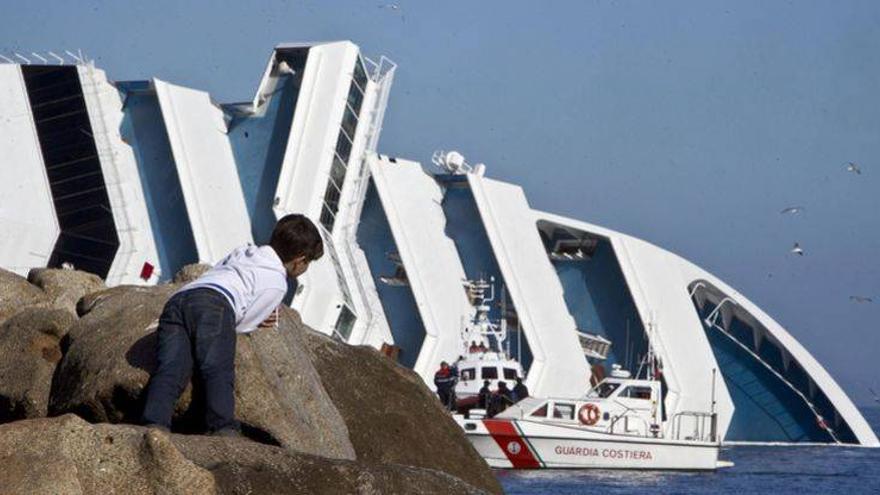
top-left (587, 381), bottom-right (620, 398)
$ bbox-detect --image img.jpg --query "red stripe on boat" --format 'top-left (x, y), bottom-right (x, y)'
top-left (483, 419), bottom-right (541, 468)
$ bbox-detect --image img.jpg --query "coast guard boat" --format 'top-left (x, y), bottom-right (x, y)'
top-left (450, 280), bottom-right (728, 470)
top-left (452, 277), bottom-right (525, 405)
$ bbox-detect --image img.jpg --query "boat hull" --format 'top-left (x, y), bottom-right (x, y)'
top-left (459, 418), bottom-right (721, 470)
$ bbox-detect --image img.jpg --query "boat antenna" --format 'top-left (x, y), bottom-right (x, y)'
top-left (710, 368), bottom-right (717, 415)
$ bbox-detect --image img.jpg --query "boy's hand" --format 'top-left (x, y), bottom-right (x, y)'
top-left (258, 307), bottom-right (280, 329)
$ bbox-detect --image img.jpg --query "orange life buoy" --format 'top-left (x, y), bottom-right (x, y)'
top-left (578, 403), bottom-right (600, 426)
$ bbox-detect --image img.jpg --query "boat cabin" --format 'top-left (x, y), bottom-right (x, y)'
top-left (496, 375), bottom-right (664, 437)
top-left (456, 351), bottom-right (524, 398)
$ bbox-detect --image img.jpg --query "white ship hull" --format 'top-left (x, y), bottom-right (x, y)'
top-left (458, 417), bottom-right (722, 470)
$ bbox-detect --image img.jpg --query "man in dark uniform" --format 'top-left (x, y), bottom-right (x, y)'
top-left (492, 381), bottom-right (516, 416)
top-left (433, 361), bottom-right (457, 411)
top-left (513, 377), bottom-right (529, 403)
top-left (478, 380), bottom-right (492, 410)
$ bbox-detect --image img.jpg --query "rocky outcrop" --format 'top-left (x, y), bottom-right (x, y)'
top-left (50, 283), bottom-right (356, 460)
top-left (27, 268), bottom-right (106, 317)
top-left (0, 265), bottom-right (500, 493)
top-left (0, 414), bottom-right (217, 495)
top-left (0, 308), bottom-right (76, 422)
top-left (0, 268), bottom-right (48, 323)
top-left (0, 415), bottom-right (487, 495)
top-left (305, 332), bottom-right (504, 495)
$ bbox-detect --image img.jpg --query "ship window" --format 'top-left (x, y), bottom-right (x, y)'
top-left (323, 181), bottom-right (341, 211)
top-left (320, 204), bottom-right (335, 231)
top-left (333, 305), bottom-right (356, 341)
top-left (341, 105), bottom-right (358, 142)
top-left (553, 403), bottom-right (575, 420)
top-left (619, 386), bottom-right (653, 400)
top-left (588, 382), bottom-right (620, 399)
top-left (461, 368), bottom-right (476, 381)
top-left (353, 57), bottom-right (368, 93)
top-left (346, 83), bottom-right (364, 116)
top-left (481, 367), bottom-right (498, 379)
top-left (330, 155), bottom-right (347, 189)
top-left (503, 368), bottom-right (518, 380)
top-left (336, 132), bottom-right (353, 164)
top-left (531, 403), bottom-right (548, 418)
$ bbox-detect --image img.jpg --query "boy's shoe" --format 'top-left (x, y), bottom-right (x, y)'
top-left (209, 427), bottom-right (243, 438)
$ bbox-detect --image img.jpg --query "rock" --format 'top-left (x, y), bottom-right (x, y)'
top-left (174, 430), bottom-right (490, 495)
top-left (27, 268), bottom-right (106, 317)
top-left (0, 268), bottom-right (48, 323)
top-left (50, 284), bottom-right (356, 460)
top-left (0, 414), bottom-right (215, 494)
top-left (0, 415), bottom-right (488, 495)
top-left (173, 263), bottom-right (212, 284)
top-left (0, 308), bottom-right (76, 422)
top-left (304, 332), bottom-right (503, 495)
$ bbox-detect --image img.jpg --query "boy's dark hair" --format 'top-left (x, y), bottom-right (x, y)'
top-left (270, 214), bottom-right (324, 263)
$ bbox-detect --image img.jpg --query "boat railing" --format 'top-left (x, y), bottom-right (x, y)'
top-left (606, 401), bottom-right (653, 436)
top-left (671, 411), bottom-right (717, 443)
top-left (608, 411), bottom-right (650, 436)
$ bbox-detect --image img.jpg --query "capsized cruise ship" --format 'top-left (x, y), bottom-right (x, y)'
top-left (0, 42), bottom-right (876, 447)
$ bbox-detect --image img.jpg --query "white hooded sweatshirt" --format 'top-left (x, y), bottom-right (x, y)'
top-left (180, 245), bottom-right (288, 333)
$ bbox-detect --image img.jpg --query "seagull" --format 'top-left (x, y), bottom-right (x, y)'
top-left (378, 3), bottom-right (400, 10)
top-left (790, 243), bottom-right (804, 256)
top-left (845, 161), bottom-right (862, 175)
top-left (849, 296), bottom-right (873, 303)
top-left (780, 206), bottom-right (805, 215)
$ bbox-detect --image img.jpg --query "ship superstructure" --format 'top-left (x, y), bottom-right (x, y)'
top-left (0, 43), bottom-right (876, 446)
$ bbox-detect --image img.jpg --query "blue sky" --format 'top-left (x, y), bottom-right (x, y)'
top-left (1, 0), bottom-right (877, 405)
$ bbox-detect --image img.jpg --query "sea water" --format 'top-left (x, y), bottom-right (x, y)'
top-left (498, 406), bottom-right (880, 494)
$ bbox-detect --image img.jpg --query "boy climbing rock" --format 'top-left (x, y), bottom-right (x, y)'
top-left (141, 214), bottom-right (323, 435)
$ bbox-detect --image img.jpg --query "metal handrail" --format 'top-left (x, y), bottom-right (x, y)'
top-left (706, 320), bottom-right (841, 444)
top-left (671, 410), bottom-right (718, 442)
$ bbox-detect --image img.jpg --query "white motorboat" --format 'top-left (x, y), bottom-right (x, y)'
top-left (455, 372), bottom-right (726, 470)
top-left (448, 278), bottom-right (729, 470)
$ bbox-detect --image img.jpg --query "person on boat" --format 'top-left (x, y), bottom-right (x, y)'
top-left (513, 377), bottom-right (529, 402)
top-left (477, 342), bottom-right (488, 353)
top-left (434, 361), bottom-right (457, 410)
top-left (478, 380), bottom-right (492, 410)
top-left (488, 381), bottom-right (516, 417)
top-left (468, 341), bottom-right (479, 353)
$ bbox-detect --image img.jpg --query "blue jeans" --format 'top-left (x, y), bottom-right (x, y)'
top-left (141, 288), bottom-right (238, 432)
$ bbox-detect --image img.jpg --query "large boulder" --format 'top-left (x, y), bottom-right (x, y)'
top-left (27, 268), bottom-right (106, 317)
top-left (0, 415), bottom-right (488, 495)
top-left (0, 414), bottom-right (216, 494)
top-left (0, 268), bottom-right (48, 323)
top-left (304, 332), bottom-right (504, 495)
top-left (0, 308), bottom-right (76, 422)
top-left (49, 283), bottom-right (356, 460)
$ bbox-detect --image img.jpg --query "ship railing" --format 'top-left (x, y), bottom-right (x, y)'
top-left (671, 411), bottom-right (717, 443)
top-left (607, 406), bottom-right (651, 436)
top-left (703, 316), bottom-right (841, 444)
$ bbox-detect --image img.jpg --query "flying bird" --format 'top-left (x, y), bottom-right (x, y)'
top-left (790, 243), bottom-right (804, 256)
top-left (845, 161), bottom-right (862, 175)
top-left (780, 206), bottom-right (805, 215)
top-left (849, 296), bottom-right (873, 303)
top-left (378, 3), bottom-right (400, 10)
